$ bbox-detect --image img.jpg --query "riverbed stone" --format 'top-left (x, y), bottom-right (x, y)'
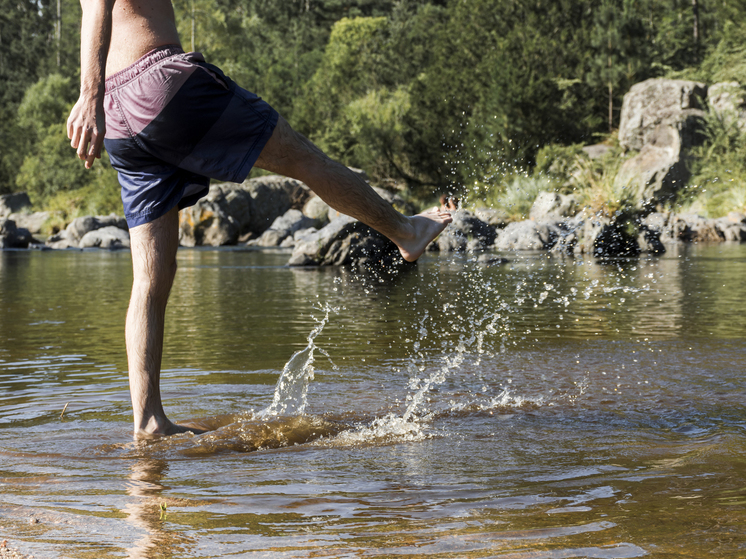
top-left (253, 209), bottom-right (316, 247)
top-left (494, 220), bottom-right (559, 251)
top-left (8, 211), bottom-right (51, 235)
top-left (79, 225), bottom-right (130, 249)
top-left (0, 219), bottom-right (32, 249)
top-left (302, 195), bottom-right (331, 227)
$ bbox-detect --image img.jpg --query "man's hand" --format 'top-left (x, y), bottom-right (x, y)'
top-left (67, 96), bottom-right (106, 169)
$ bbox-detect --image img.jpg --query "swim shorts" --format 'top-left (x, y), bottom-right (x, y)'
top-left (103, 45), bottom-right (279, 228)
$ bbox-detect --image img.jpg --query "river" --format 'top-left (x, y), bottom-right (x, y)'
top-left (1, 244), bottom-right (745, 558)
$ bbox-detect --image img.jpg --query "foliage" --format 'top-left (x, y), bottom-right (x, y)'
top-left (481, 173), bottom-right (561, 221)
top-left (685, 109), bottom-right (746, 217)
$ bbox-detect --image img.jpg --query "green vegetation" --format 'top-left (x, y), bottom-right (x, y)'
top-left (2, 0), bottom-right (746, 221)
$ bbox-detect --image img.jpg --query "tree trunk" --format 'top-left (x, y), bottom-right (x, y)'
top-left (608, 81), bottom-right (613, 133)
top-left (692, 0), bottom-right (700, 61)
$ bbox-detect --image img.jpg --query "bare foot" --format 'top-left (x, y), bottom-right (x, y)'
top-left (395, 210), bottom-right (452, 262)
top-left (134, 417), bottom-right (206, 440)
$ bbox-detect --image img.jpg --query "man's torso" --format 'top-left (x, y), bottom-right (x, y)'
top-left (107, 0), bottom-right (181, 77)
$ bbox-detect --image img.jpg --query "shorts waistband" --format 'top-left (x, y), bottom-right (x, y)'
top-left (105, 45), bottom-right (185, 93)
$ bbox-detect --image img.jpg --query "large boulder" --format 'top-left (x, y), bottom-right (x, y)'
top-left (553, 212), bottom-right (640, 257)
top-left (179, 176), bottom-right (311, 246)
top-left (618, 78), bottom-right (707, 151)
top-left (494, 220), bottom-right (559, 251)
top-left (708, 82), bottom-right (746, 131)
top-left (616, 79), bottom-right (707, 209)
top-left (0, 193), bottom-right (31, 218)
top-left (289, 215), bottom-right (407, 270)
top-left (472, 207), bottom-right (509, 228)
top-left (529, 191), bottom-right (577, 221)
top-left (0, 219), bottom-right (33, 249)
top-left (79, 226), bottom-right (130, 249)
top-left (302, 195), bottom-right (331, 227)
top-left (8, 211), bottom-right (52, 235)
top-left (614, 142), bottom-right (689, 208)
top-left (252, 209), bottom-right (315, 247)
top-left (429, 211), bottom-right (496, 252)
top-left (66, 214), bottom-right (128, 242)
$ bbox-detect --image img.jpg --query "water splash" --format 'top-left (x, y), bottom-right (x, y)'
top-left (259, 304), bottom-right (337, 418)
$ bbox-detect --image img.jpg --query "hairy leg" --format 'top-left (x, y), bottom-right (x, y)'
top-left (126, 206), bottom-right (197, 438)
top-left (254, 116), bottom-right (452, 261)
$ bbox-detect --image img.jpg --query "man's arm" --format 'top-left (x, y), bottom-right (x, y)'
top-left (67, 0), bottom-right (114, 169)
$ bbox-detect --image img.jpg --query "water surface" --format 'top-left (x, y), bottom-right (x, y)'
top-left (1, 244), bottom-right (745, 558)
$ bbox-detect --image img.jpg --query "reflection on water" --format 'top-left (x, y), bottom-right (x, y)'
top-left (0, 245), bottom-right (745, 557)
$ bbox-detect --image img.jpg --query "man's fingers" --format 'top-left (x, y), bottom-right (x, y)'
top-left (85, 134), bottom-right (104, 168)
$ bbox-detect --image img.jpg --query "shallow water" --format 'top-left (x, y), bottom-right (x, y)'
top-left (1, 244), bottom-right (745, 558)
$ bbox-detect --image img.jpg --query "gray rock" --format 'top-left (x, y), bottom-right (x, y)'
top-left (708, 82), bottom-right (746, 130)
top-left (79, 225), bottom-right (131, 249)
top-left (244, 175), bottom-right (311, 234)
top-left (288, 215), bottom-right (407, 270)
top-left (179, 176), bottom-right (311, 246)
top-left (529, 191), bottom-right (577, 221)
top-left (494, 220), bottom-right (559, 251)
top-left (675, 213), bottom-right (725, 242)
top-left (430, 210), bottom-right (495, 252)
top-left (0, 219), bottom-right (32, 249)
top-left (302, 195), bottom-right (331, 226)
top-left (472, 207), bottom-right (509, 228)
top-left (45, 229), bottom-right (79, 250)
top-left (618, 78), bottom-right (707, 151)
top-left (0, 192), bottom-right (31, 217)
top-left (8, 211), bottom-right (51, 235)
top-left (66, 214), bottom-right (127, 241)
top-left (715, 217), bottom-right (746, 241)
top-left (614, 143), bottom-right (689, 208)
top-left (255, 209), bottom-right (315, 247)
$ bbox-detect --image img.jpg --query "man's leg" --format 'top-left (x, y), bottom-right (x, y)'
top-left (254, 116), bottom-right (452, 261)
top-left (126, 206), bottom-right (193, 438)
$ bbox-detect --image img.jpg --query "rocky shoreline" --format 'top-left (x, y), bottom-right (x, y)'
top-left (3, 76), bottom-right (746, 262)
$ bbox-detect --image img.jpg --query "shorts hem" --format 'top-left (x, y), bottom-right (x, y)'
top-left (231, 108), bottom-right (279, 183)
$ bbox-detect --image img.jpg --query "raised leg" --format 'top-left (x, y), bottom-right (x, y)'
top-left (254, 116), bottom-right (452, 261)
top-left (126, 206), bottom-right (195, 438)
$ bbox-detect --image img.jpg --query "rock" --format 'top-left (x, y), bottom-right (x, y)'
top-left (179, 176), bottom-right (311, 246)
top-left (715, 217), bottom-right (746, 241)
top-left (593, 224), bottom-right (641, 257)
top-left (179, 183), bottom-right (249, 246)
top-left (529, 191), bottom-right (577, 221)
top-left (552, 211), bottom-right (640, 256)
top-left (8, 211), bottom-right (51, 235)
top-left (614, 143), bottom-right (689, 208)
top-left (0, 219), bottom-right (32, 249)
top-left (45, 229), bottom-right (79, 250)
top-left (707, 82), bottom-right (746, 130)
top-left (254, 209), bottom-right (315, 247)
top-left (430, 211), bottom-right (495, 252)
top-left (302, 195), bottom-right (331, 226)
top-left (618, 78), bottom-right (707, 151)
top-left (79, 225), bottom-right (130, 249)
top-left (244, 175), bottom-right (311, 234)
top-left (288, 215), bottom-right (407, 270)
top-left (66, 214), bottom-right (127, 242)
top-left (494, 220), bottom-right (559, 251)
top-left (675, 213), bottom-right (725, 242)
top-left (0, 193), bottom-right (31, 217)
top-left (472, 207), bottom-right (509, 228)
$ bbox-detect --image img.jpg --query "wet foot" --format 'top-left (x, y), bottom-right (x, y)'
top-left (134, 418), bottom-right (206, 440)
top-left (396, 210), bottom-right (452, 262)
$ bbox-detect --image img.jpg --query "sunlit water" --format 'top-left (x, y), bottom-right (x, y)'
top-left (1, 243), bottom-right (745, 558)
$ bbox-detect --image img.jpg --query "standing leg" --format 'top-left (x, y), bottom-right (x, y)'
top-left (126, 206), bottom-right (194, 438)
top-left (254, 116), bottom-right (452, 261)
